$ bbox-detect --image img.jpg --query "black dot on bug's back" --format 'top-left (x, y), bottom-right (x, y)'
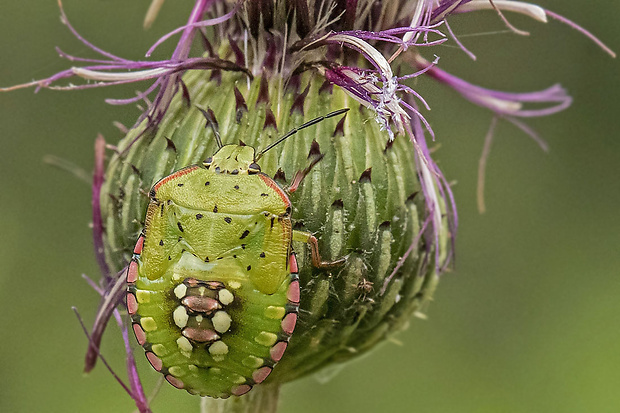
top-left (204, 256), bottom-right (210, 262)
top-left (159, 240), bottom-right (164, 246)
top-left (241, 244), bottom-right (246, 249)
top-left (240, 230), bottom-right (250, 239)
top-left (213, 205), bottom-right (218, 213)
top-left (177, 222), bottom-right (184, 232)
top-left (234, 185), bottom-right (240, 190)
top-left (205, 181), bottom-right (210, 186)
top-left (260, 252), bottom-right (265, 258)
top-left (196, 213), bottom-right (203, 220)
top-left (260, 193), bottom-right (268, 197)
top-left (247, 265), bottom-right (252, 271)
top-left (177, 183), bottom-right (184, 187)
top-left (224, 217), bottom-right (232, 224)
top-left (168, 256), bottom-right (172, 260)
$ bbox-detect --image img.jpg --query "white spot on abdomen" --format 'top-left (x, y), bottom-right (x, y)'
top-left (218, 289), bottom-right (234, 305)
top-left (174, 283), bottom-right (187, 299)
top-left (173, 306), bottom-right (189, 328)
top-left (212, 311), bottom-right (232, 333)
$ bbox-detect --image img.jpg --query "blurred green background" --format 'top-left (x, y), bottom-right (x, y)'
top-left (0, 1), bottom-right (618, 412)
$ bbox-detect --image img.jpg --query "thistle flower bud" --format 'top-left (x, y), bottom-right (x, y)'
top-left (1, 0), bottom-right (613, 411)
top-left (101, 68), bottom-right (445, 392)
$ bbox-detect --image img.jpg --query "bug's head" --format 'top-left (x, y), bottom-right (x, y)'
top-left (197, 107), bottom-right (261, 175)
top-left (203, 145), bottom-right (261, 175)
top-left (198, 105), bottom-right (349, 174)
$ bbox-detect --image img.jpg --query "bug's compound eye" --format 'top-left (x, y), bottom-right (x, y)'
top-left (203, 157), bottom-right (213, 168)
top-left (248, 163), bottom-right (261, 174)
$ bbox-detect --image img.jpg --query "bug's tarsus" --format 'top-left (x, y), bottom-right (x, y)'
top-left (198, 107), bottom-right (223, 149)
top-left (256, 108), bottom-right (349, 159)
top-left (309, 236), bottom-right (346, 269)
top-left (292, 230), bottom-right (346, 269)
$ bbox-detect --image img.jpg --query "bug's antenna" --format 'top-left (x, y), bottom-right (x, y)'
top-left (198, 107), bottom-right (223, 149)
top-left (256, 108), bottom-right (349, 160)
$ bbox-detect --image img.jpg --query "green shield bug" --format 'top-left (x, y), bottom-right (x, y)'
top-left (126, 108), bottom-right (348, 398)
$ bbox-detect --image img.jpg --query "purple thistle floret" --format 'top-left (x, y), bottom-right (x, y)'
top-left (2, 1), bottom-right (614, 410)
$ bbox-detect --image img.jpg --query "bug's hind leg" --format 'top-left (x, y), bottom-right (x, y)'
top-left (285, 140), bottom-right (324, 194)
top-left (292, 230), bottom-right (346, 269)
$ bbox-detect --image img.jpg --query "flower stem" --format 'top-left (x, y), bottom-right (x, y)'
top-left (200, 385), bottom-right (281, 413)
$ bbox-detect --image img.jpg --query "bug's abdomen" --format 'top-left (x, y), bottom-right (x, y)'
top-left (127, 236), bottom-right (299, 397)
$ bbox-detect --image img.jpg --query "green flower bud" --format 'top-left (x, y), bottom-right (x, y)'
top-left (101, 70), bottom-right (446, 409)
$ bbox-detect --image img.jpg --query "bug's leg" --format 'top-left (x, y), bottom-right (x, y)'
top-left (292, 230), bottom-right (346, 269)
top-left (285, 141), bottom-right (324, 194)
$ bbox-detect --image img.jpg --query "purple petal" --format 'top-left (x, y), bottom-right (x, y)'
top-left (545, 9), bottom-right (616, 58)
top-left (476, 117), bottom-right (498, 214)
top-left (113, 309), bottom-right (151, 413)
top-left (418, 57), bottom-right (573, 117)
top-left (92, 135), bottom-right (110, 281)
top-left (84, 268), bottom-right (128, 373)
top-left (145, 3), bottom-right (239, 57)
top-left (73, 307), bottom-right (133, 396)
top-left (58, 1), bottom-right (130, 63)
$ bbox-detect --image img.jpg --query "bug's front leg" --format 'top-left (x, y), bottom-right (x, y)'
top-left (292, 230), bottom-right (346, 269)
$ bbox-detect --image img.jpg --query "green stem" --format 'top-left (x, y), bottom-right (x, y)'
top-left (200, 385), bottom-right (281, 413)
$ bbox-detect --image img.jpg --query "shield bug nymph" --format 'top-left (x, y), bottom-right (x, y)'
top-left (126, 108), bottom-right (348, 398)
